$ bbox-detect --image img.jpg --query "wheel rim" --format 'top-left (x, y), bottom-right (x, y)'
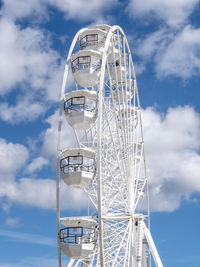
top-left (57, 25), bottom-right (151, 267)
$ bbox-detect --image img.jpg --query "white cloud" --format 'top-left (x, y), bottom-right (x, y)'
top-left (0, 178), bottom-right (88, 210)
top-left (0, 100), bottom-right (46, 124)
top-left (25, 156), bottom-right (49, 174)
top-left (0, 18), bottom-right (59, 95)
top-left (41, 110), bottom-right (76, 160)
top-left (48, 0), bottom-right (118, 21)
top-left (0, 138), bottom-right (29, 177)
top-left (136, 25), bottom-right (200, 79)
top-left (136, 28), bottom-right (171, 60)
top-left (0, 0), bottom-right (47, 21)
top-left (133, 62), bottom-right (146, 76)
top-left (1, 0), bottom-right (118, 22)
top-left (128, 0), bottom-right (199, 27)
top-left (0, 105), bottom-right (200, 213)
top-left (142, 106), bottom-right (200, 211)
top-left (0, 111), bottom-right (85, 211)
top-left (0, 18), bottom-right (63, 122)
top-left (155, 25), bottom-right (200, 78)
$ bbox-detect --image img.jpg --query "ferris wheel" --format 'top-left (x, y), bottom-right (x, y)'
top-left (56, 24), bottom-right (163, 267)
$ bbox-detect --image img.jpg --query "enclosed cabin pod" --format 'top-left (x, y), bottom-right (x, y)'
top-left (60, 216), bottom-right (97, 260)
top-left (60, 148), bottom-right (96, 189)
top-left (112, 79), bottom-right (134, 102)
top-left (118, 107), bottom-right (138, 130)
top-left (95, 24), bottom-right (111, 32)
top-left (71, 50), bottom-right (102, 88)
top-left (94, 24), bottom-right (119, 46)
top-left (109, 54), bottom-right (128, 82)
top-left (79, 29), bottom-right (107, 52)
top-left (64, 90), bottom-right (97, 130)
top-left (94, 24), bottom-right (121, 63)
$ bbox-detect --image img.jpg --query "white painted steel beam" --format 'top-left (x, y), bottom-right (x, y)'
top-left (143, 221), bottom-right (163, 267)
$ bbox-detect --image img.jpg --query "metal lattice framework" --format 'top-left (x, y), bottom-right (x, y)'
top-left (56, 24), bottom-right (163, 267)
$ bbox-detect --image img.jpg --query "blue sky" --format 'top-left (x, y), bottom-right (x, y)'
top-left (0, 0), bottom-right (200, 266)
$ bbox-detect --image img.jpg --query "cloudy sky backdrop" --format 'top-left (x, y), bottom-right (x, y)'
top-left (0, 0), bottom-right (200, 266)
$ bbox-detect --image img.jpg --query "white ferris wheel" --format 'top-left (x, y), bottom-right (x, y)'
top-left (56, 24), bottom-right (163, 267)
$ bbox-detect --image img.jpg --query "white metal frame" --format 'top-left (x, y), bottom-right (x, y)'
top-left (56, 25), bottom-right (163, 267)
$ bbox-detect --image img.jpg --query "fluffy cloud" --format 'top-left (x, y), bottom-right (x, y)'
top-left (1, 106), bottom-right (200, 213)
top-left (136, 25), bottom-right (200, 79)
top-left (0, 18), bottom-right (62, 97)
top-left (155, 26), bottom-right (200, 78)
top-left (0, 178), bottom-right (88, 210)
top-left (142, 106), bottom-right (200, 211)
top-left (0, 0), bottom-right (47, 21)
top-left (41, 110), bottom-right (76, 160)
top-left (25, 156), bottom-right (49, 174)
top-left (0, 111), bottom-right (86, 211)
top-left (1, 0), bottom-right (118, 22)
top-left (135, 28), bottom-right (170, 60)
top-left (0, 138), bottom-right (29, 177)
top-left (0, 18), bottom-right (64, 123)
top-left (128, 0), bottom-right (199, 27)
top-left (0, 100), bottom-right (46, 124)
top-left (0, 138), bottom-right (87, 211)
